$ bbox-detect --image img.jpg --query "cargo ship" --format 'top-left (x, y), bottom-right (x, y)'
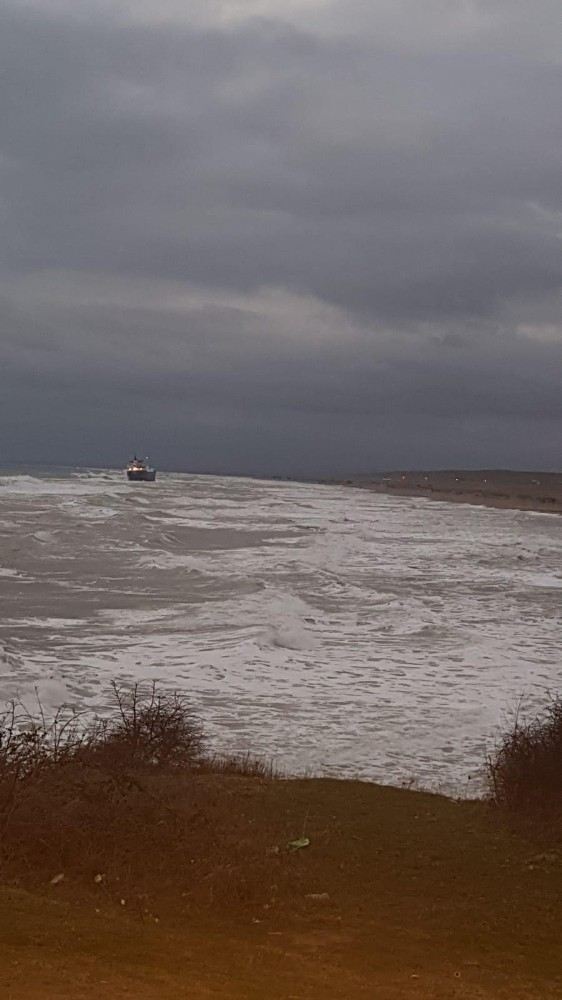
top-left (126, 456), bottom-right (156, 482)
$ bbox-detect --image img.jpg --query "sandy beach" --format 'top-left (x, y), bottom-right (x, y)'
top-left (334, 470), bottom-right (562, 515)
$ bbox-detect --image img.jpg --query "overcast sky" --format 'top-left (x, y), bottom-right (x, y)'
top-left (1, 1), bottom-right (561, 474)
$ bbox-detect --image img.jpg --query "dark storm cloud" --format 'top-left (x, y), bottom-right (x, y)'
top-left (1, 1), bottom-right (561, 471)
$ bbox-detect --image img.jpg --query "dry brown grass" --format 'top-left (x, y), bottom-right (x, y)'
top-left (487, 696), bottom-right (562, 829)
top-left (200, 750), bottom-right (277, 778)
top-left (2, 776), bottom-right (562, 999)
top-left (0, 685), bottom-right (298, 918)
top-left (2, 684), bottom-right (562, 998)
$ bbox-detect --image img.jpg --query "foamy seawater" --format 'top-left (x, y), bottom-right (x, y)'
top-left (1, 468), bottom-right (560, 794)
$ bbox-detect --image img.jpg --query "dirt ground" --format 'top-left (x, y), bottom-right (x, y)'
top-left (1, 778), bottom-right (561, 998)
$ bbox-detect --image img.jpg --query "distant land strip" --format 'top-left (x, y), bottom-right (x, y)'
top-left (324, 470), bottom-right (562, 515)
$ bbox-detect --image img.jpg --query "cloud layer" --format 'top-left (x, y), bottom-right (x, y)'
top-left (1, 1), bottom-right (561, 472)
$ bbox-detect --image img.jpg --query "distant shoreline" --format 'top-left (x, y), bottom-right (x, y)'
top-left (324, 469), bottom-right (562, 515)
top-left (1, 464), bottom-right (561, 515)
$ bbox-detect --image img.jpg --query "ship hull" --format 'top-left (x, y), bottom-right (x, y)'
top-left (127, 469), bottom-right (156, 481)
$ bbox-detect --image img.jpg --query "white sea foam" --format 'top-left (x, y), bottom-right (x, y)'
top-left (0, 469), bottom-right (560, 793)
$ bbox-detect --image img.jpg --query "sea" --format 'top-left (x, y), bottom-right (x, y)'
top-left (1, 467), bottom-right (560, 795)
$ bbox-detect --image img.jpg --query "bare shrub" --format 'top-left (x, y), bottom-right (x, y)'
top-left (88, 682), bottom-right (206, 769)
top-left (0, 699), bottom-right (88, 834)
top-left (0, 683), bottom-right (204, 840)
top-left (0, 684), bottom-right (201, 894)
top-left (487, 696), bottom-right (562, 822)
top-left (0, 700), bottom-right (83, 779)
top-left (0, 683), bottom-right (298, 917)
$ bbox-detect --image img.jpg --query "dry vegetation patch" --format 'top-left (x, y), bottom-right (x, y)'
top-left (0, 685), bottom-right (311, 918)
top-left (487, 696), bottom-right (562, 830)
top-left (1, 684), bottom-right (562, 997)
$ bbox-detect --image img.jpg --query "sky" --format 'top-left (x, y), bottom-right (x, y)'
top-left (1, 0), bottom-right (561, 475)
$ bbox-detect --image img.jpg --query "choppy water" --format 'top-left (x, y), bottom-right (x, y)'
top-left (0, 468), bottom-right (560, 794)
